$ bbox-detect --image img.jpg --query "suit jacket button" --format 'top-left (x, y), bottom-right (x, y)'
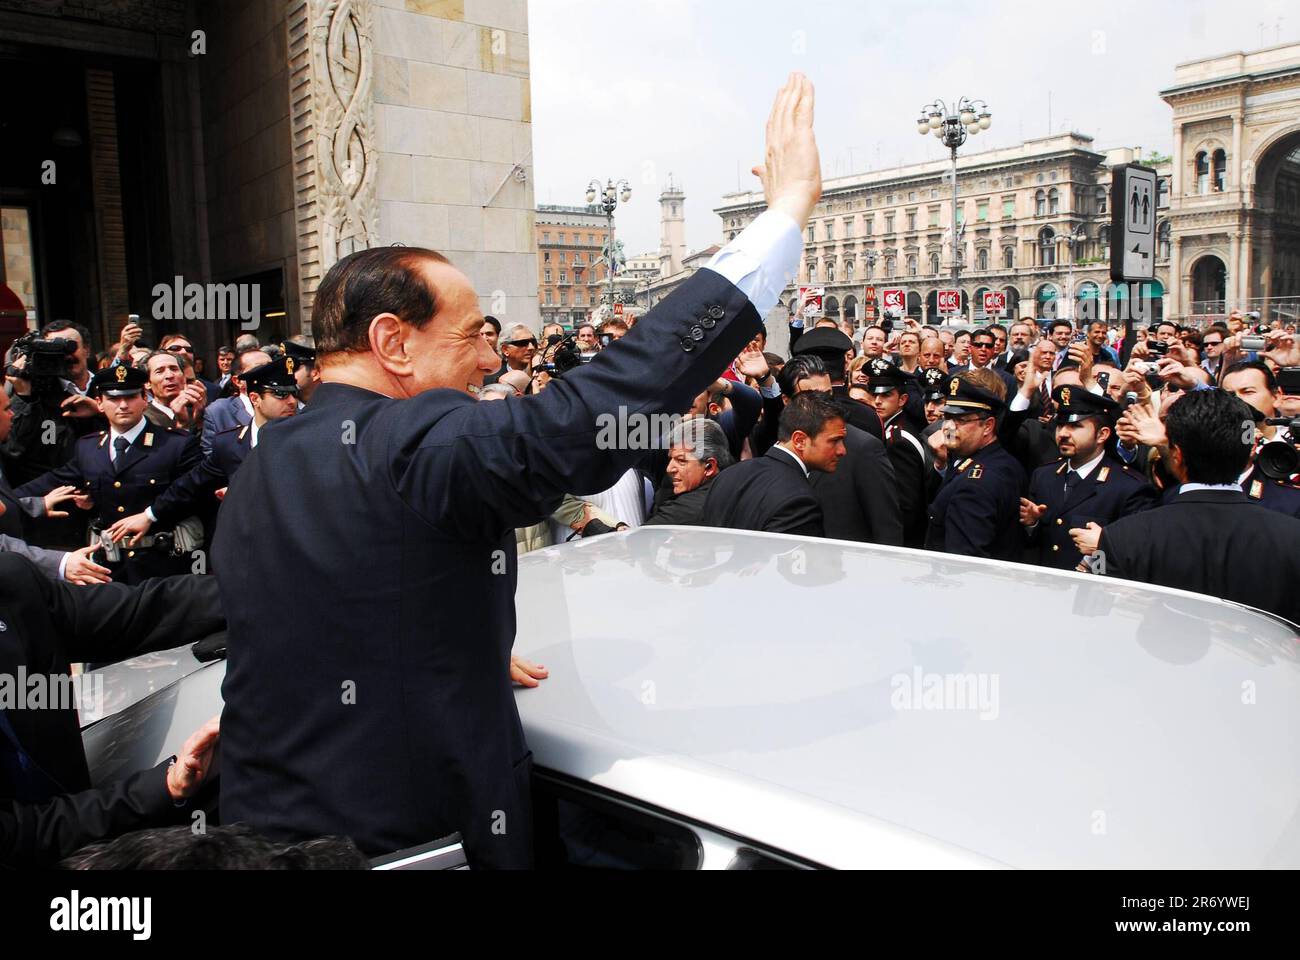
top-left (707, 304), bottom-right (724, 319)
top-left (700, 316), bottom-right (716, 329)
top-left (691, 326), bottom-right (705, 341)
top-left (117, 505), bottom-right (125, 513)
top-left (680, 337), bottom-right (695, 352)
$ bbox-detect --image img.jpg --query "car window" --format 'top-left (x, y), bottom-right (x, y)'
top-left (533, 773), bottom-right (701, 869)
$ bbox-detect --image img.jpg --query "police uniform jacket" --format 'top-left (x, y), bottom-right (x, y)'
top-left (16, 422), bottom-right (202, 582)
top-left (0, 555), bottom-right (223, 866)
top-left (1241, 467), bottom-right (1300, 519)
top-left (882, 412), bottom-right (934, 549)
top-left (150, 422), bottom-right (255, 526)
top-left (213, 268), bottom-right (766, 869)
top-left (926, 440), bottom-right (1026, 560)
top-left (1025, 453), bottom-right (1158, 569)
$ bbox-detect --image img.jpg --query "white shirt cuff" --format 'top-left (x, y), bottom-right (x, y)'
top-left (1009, 393), bottom-right (1031, 412)
top-left (57, 551), bottom-right (71, 581)
top-left (758, 377), bottom-right (781, 400)
top-left (706, 209), bottom-right (802, 321)
top-left (145, 507), bottom-right (157, 523)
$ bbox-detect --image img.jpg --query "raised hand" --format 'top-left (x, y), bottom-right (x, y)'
top-left (1019, 497), bottom-right (1048, 527)
top-left (735, 342), bottom-right (771, 381)
top-left (752, 73), bottom-right (822, 230)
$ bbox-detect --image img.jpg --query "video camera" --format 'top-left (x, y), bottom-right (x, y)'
top-left (5, 332), bottom-right (77, 399)
top-left (535, 332), bottom-right (584, 379)
top-left (1258, 367), bottom-right (1300, 481)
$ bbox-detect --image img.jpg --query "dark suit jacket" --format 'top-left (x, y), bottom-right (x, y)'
top-left (0, 556), bottom-right (224, 866)
top-left (1025, 454), bottom-right (1159, 569)
top-left (644, 482), bottom-right (712, 526)
top-left (702, 446), bottom-right (823, 536)
top-left (212, 268), bottom-right (764, 868)
top-left (882, 417), bottom-right (937, 549)
top-left (810, 424), bottom-right (903, 545)
top-left (150, 422), bottom-right (255, 525)
top-left (1099, 489), bottom-right (1300, 625)
top-left (200, 396), bottom-right (252, 456)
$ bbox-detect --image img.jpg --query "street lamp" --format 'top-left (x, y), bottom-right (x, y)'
top-left (917, 97), bottom-right (992, 318)
top-left (586, 177), bottom-right (631, 319)
top-left (1059, 225), bottom-right (1086, 322)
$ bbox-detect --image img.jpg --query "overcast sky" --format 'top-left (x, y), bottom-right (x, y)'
top-left (529, 0), bottom-right (1295, 255)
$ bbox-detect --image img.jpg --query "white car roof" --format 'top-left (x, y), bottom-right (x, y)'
top-left (512, 526), bottom-right (1300, 869)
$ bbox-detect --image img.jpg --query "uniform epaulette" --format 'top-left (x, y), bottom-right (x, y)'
top-left (1097, 466), bottom-right (1110, 483)
top-left (1055, 461), bottom-right (1068, 475)
top-left (237, 425), bottom-right (250, 442)
top-left (1249, 479), bottom-right (1264, 500)
top-left (96, 432), bottom-right (108, 447)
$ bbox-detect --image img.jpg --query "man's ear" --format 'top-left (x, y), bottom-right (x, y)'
top-left (1167, 442), bottom-right (1188, 483)
top-left (702, 457), bottom-right (718, 479)
top-left (368, 313), bottom-right (412, 376)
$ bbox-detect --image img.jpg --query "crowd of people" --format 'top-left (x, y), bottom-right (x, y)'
top-left (1, 73), bottom-right (1298, 870)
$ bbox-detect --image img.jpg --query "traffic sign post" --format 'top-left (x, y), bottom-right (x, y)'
top-left (1111, 162), bottom-right (1157, 364)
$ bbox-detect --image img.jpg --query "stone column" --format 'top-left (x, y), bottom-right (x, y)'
top-left (1168, 235), bottom-right (1183, 319)
top-left (1229, 232), bottom-right (1242, 309)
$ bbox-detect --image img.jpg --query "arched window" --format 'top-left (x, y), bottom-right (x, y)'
top-left (1212, 149), bottom-right (1226, 192)
top-left (1096, 186), bottom-right (1108, 215)
top-left (929, 252), bottom-right (940, 275)
top-left (845, 260), bottom-right (855, 282)
top-left (1048, 188), bottom-right (1060, 215)
top-left (806, 262), bottom-right (817, 282)
top-left (1035, 190), bottom-right (1046, 217)
top-left (907, 254), bottom-right (918, 277)
top-left (826, 260), bottom-right (836, 283)
top-left (1158, 221), bottom-right (1171, 260)
top-left (1003, 247), bottom-right (1015, 269)
top-left (977, 248), bottom-right (989, 272)
top-left (1099, 225), bottom-right (1111, 259)
top-left (1039, 227), bottom-right (1056, 267)
top-left (1195, 152), bottom-right (1209, 195)
top-left (886, 256), bottom-right (896, 277)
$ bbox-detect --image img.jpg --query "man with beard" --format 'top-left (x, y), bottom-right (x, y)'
top-left (1019, 386), bottom-right (1158, 570)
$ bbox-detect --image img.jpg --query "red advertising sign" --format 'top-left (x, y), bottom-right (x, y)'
top-left (937, 289), bottom-right (962, 314)
top-left (797, 286), bottom-right (825, 319)
top-left (863, 306), bottom-right (877, 320)
top-left (864, 285), bottom-right (877, 303)
top-left (880, 287), bottom-right (906, 315)
top-left (982, 291), bottom-right (1007, 316)
top-left (613, 302), bottom-right (624, 316)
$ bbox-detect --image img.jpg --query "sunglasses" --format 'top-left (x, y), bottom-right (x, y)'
top-left (166, 344), bottom-right (193, 353)
top-left (971, 341), bottom-right (995, 350)
top-left (505, 338), bottom-right (538, 347)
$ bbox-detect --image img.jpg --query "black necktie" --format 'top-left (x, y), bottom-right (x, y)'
top-left (1064, 469), bottom-right (1081, 497)
top-left (113, 436), bottom-right (130, 471)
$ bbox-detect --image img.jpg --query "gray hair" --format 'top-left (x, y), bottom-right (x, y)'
top-left (666, 417), bottom-right (734, 471)
top-left (478, 383), bottom-right (516, 401)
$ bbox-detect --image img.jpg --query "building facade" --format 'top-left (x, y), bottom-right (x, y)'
top-left (1161, 42), bottom-right (1300, 324)
top-left (534, 203), bottom-right (608, 328)
top-left (0, 0), bottom-right (537, 362)
top-left (716, 133), bottom-right (1173, 327)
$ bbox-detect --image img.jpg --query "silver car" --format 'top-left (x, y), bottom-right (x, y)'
top-left (82, 527), bottom-right (1300, 869)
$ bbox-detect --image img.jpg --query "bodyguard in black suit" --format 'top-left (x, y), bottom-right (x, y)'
top-left (0, 554), bottom-right (224, 866)
top-left (1097, 389), bottom-right (1300, 625)
top-left (1021, 386), bottom-right (1158, 570)
top-left (926, 373), bottom-right (1026, 560)
top-left (788, 326), bottom-right (884, 441)
top-left (16, 366), bottom-right (202, 584)
top-left (703, 392), bottom-right (846, 537)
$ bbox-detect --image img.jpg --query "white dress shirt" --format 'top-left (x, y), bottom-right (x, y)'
top-left (705, 209), bottom-right (802, 320)
top-left (109, 417), bottom-right (148, 461)
top-left (772, 443), bottom-right (810, 478)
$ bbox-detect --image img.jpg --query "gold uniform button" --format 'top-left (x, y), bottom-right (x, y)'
top-left (1052, 545), bottom-right (1060, 552)
top-left (149, 479), bottom-right (156, 485)
top-left (117, 506), bottom-right (125, 513)
top-left (113, 481), bottom-right (122, 489)
top-left (127, 551), bottom-right (135, 558)
top-left (1056, 519), bottom-right (1063, 526)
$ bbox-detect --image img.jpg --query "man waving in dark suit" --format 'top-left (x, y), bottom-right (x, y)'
top-left (1095, 389), bottom-right (1300, 624)
top-left (214, 74), bottom-right (823, 868)
top-left (702, 391), bottom-right (846, 537)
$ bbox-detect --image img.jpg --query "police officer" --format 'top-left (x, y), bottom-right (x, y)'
top-left (925, 370), bottom-right (1026, 559)
top-left (1020, 385), bottom-right (1159, 570)
top-left (865, 358), bottom-right (932, 548)
top-left (281, 337), bottom-right (320, 404)
top-left (117, 356), bottom-right (301, 537)
top-left (16, 365), bottom-right (202, 584)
